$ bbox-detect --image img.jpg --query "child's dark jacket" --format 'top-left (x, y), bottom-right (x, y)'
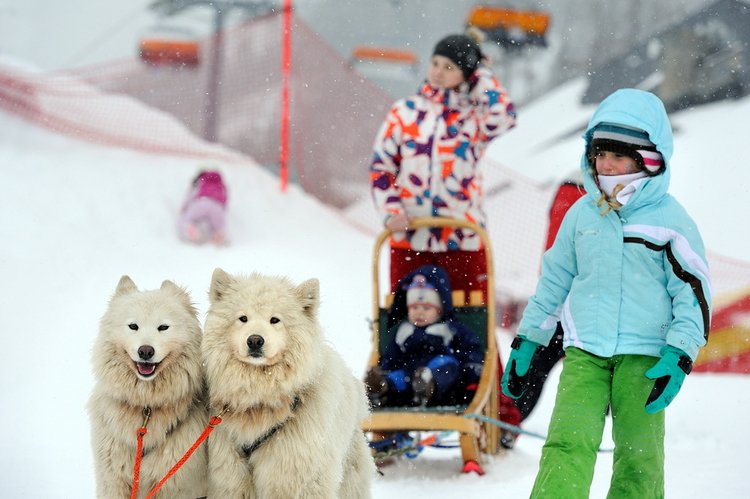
top-left (381, 265), bottom-right (483, 376)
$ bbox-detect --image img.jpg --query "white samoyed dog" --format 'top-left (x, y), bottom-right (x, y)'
top-left (88, 276), bottom-right (208, 498)
top-left (202, 268), bottom-right (375, 498)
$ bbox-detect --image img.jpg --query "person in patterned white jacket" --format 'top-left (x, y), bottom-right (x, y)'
top-left (369, 31), bottom-right (517, 297)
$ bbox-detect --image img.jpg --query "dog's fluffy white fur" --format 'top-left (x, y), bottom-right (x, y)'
top-left (202, 269), bottom-right (375, 498)
top-left (88, 276), bottom-right (208, 498)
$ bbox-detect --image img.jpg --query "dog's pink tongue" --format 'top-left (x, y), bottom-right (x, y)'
top-left (137, 363), bottom-right (156, 375)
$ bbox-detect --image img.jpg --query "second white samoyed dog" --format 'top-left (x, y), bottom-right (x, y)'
top-left (88, 276), bottom-right (208, 499)
top-left (202, 269), bottom-right (375, 498)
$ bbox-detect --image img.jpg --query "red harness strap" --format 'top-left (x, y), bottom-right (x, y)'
top-left (130, 407), bottom-right (152, 499)
top-left (144, 414), bottom-right (224, 499)
top-left (130, 407), bottom-right (227, 498)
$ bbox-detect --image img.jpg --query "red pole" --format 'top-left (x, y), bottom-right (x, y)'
top-left (279, 0), bottom-right (292, 192)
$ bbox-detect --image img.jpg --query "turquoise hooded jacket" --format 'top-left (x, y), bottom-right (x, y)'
top-left (518, 89), bottom-right (711, 361)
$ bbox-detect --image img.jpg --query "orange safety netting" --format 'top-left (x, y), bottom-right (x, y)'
top-left (68, 11), bottom-right (392, 208)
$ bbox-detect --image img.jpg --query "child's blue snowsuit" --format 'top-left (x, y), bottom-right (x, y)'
top-left (380, 264), bottom-right (484, 405)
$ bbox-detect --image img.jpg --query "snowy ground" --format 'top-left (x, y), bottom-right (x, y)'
top-left (1, 101), bottom-right (748, 497)
top-left (2, 1), bottom-right (749, 495)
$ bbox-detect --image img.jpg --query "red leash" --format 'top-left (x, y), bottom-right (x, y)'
top-left (131, 407), bottom-right (227, 499)
top-left (145, 413), bottom-right (225, 498)
top-left (130, 407), bottom-right (152, 499)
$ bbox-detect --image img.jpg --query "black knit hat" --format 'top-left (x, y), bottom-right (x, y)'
top-left (433, 34), bottom-right (482, 80)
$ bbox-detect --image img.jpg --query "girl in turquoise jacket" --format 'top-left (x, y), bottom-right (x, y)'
top-left (502, 89), bottom-right (711, 498)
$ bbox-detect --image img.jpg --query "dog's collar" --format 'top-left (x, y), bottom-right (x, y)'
top-left (239, 396), bottom-right (301, 458)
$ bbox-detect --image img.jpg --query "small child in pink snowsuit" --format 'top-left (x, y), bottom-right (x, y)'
top-left (177, 170), bottom-right (227, 245)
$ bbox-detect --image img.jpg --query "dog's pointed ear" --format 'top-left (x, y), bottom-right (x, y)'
top-left (160, 280), bottom-right (194, 308)
top-left (209, 268), bottom-right (233, 304)
top-left (296, 278), bottom-right (320, 317)
top-left (160, 279), bottom-right (181, 293)
top-left (115, 275), bottom-right (137, 296)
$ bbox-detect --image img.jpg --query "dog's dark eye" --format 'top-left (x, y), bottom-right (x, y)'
top-left (157, 325), bottom-right (169, 332)
top-left (270, 317), bottom-right (280, 324)
top-left (239, 315), bottom-right (248, 323)
top-left (128, 323), bottom-right (138, 331)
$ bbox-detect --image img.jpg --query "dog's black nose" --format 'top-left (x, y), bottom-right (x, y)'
top-left (247, 335), bottom-right (264, 351)
top-left (138, 345), bottom-right (155, 360)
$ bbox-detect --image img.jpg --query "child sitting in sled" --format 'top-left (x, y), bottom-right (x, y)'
top-left (177, 169), bottom-right (227, 245)
top-left (365, 264), bottom-right (484, 408)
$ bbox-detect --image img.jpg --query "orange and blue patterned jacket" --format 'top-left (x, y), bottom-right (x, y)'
top-left (370, 66), bottom-right (516, 252)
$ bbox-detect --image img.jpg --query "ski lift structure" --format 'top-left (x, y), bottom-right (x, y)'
top-left (466, 5), bottom-right (552, 105)
top-left (140, 0), bottom-right (275, 143)
top-left (350, 46), bottom-right (419, 80)
top-left (466, 4), bottom-right (551, 50)
top-left (349, 45), bottom-right (420, 97)
top-left (138, 25), bottom-right (202, 67)
top-left (351, 46), bottom-right (418, 67)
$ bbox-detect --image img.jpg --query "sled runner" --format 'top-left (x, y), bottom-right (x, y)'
top-left (362, 217), bottom-right (501, 472)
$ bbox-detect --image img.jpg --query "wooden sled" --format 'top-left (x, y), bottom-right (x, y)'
top-left (361, 217), bottom-right (500, 471)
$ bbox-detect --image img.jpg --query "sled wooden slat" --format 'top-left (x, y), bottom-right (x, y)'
top-left (364, 412), bottom-right (480, 432)
top-left (386, 290), bottom-right (475, 308)
top-left (469, 290), bottom-right (484, 306)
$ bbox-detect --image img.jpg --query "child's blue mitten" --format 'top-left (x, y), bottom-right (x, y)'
top-left (644, 345), bottom-right (693, 414)
top-left (501, 336), bottom-right (541, 399)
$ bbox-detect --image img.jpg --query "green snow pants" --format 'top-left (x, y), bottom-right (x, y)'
top-left (530, 348), bottom-right (665, 499)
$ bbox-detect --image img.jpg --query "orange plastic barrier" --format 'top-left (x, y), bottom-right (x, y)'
top-left (694, 289), bottom-right (750, 374)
